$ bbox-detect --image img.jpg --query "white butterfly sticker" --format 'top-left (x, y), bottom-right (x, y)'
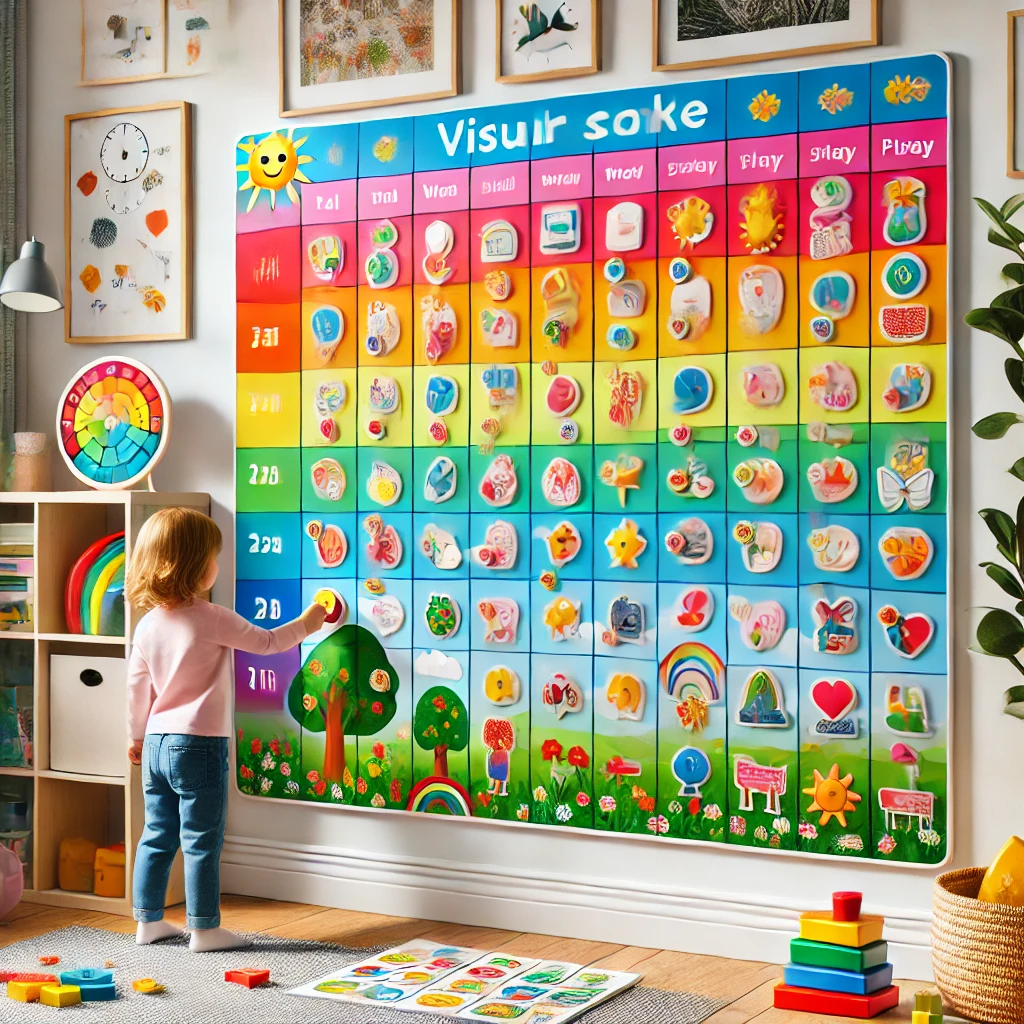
top-left (876, 466), bottom-right (934, 512)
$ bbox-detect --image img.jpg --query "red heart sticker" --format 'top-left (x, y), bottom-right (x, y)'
top-left (810, 678), bottom-right (857, 721)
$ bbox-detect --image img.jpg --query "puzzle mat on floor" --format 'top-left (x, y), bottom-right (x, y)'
top-left (286, 939), bottom-right (641, 1020)
top-left (235, 53), bottom-right (950, 865)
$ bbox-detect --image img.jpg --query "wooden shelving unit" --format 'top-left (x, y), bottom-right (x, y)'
top-left (0, 490), bottom-right (210, 916)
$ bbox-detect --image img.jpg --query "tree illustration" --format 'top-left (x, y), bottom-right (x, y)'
top-left (413, 685), bottom-right (467, 778)
top-left (287, 624), bottom-right (398, 784)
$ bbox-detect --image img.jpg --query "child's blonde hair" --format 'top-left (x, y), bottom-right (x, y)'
top-left (125, 507), bottom-right (222, 609)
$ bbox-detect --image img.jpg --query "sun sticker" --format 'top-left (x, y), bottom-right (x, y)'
top-left (236, 128), bottom-right (313, 212)
top-left (802, 763), bottom-right (861, 828)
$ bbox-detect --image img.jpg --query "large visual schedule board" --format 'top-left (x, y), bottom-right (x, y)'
top-left (235, 53), bottom-right (950, 865)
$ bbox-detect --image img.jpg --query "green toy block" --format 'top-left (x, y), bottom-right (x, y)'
top-left (915, 988), bottom-right (943, 1014)
top-left (789, 937), bottom-right (888, 973)
top-left (911, 1012), bottom-right (942, 1024)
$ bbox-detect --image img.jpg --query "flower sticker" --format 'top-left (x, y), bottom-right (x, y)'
top-left (749, 90), bottom-right (781, 122)
top-left (818, 83), bottom-right (854, 115)
top-left (884, 75), bottom-right (931, 106)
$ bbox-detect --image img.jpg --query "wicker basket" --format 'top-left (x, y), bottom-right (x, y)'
top-left (932, 867), bottom-right (1024, 1023)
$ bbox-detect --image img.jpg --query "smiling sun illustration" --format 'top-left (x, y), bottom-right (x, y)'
top-left (237, 128), bottom-right (312, 212)
top-left (802, 763), bottom-right (861, 827)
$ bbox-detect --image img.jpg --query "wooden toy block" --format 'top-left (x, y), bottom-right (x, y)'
top-left (0, 971), bottom-right (57, 984)
top-left (773, 982), bottom-right (900, 1018)
top-left (225, 967), bottom-right (270, 988)
top-left (132, 978), bottom-right (165, 994)
top-left (911, 1012), bottom-right (943, 1024)
top-left (915, 988), bottom-right (943, 1013)
top-left (8, 980), bottom-right (45, 1002)
top-left (833, 890), bottom-right (863, 921)
top-left (78, 981), bottom-right (117, 1001)
top-left (783, 960), bottom-right (893, 995)
top-left (40, 984), bottom-right (82, 1007)
top-left (60, 968), bottom-right (114, 987)
top-left (799, 910), bottom-right (885, 947)
top-left (789, 937), bottom-right (888, 973)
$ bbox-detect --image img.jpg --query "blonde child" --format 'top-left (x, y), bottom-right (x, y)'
top-left (125, 507), bottom-right (326, 951)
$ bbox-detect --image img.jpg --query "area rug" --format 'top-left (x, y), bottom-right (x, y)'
top-left (0, 927), bottom-right (726, 1023)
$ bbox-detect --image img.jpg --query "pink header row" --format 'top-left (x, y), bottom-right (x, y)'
top-left (265, 118), bottom-right (946, 228)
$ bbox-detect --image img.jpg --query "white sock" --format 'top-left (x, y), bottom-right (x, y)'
top-left (136, 920), bottom-right (182, 945)
top-left (189, 926), bottom-right (249, 952)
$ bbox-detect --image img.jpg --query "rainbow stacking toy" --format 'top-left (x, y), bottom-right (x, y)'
top-left (774, 891), bottom-right (900, 1018)
top-left (64, 531), bottom-right (125, 637)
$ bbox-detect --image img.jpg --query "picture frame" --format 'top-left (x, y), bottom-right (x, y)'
top-left (1009, 9), bottom-right (1024, 177)
top-left (653, 0), bottom-right (879, 73)
top-left (65, 101), bottom-right (193, 344)
top-left (495, 0), bottom-right (600, 84)
top-left (278, 0), bottom-right (461, 118)
top-left (80, 0), bottom-right (229, 86)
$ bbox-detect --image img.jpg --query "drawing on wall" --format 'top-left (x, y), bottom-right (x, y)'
top-left (655, 0), bottom-right (878, 71)
top-left (235, 54), bottom-right (950, 866)
top-left (81, 0), bottom-right (229, 84)
top-left (496, 0), bottom-right (599, 84)
top-left (66, 101), bottom-right (192, 343)
top-left (279, 0), bottom-right (460, 116)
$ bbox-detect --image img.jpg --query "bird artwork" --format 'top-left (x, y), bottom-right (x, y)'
top-left (115, 25), bottom-right (153, 64)
top-left (515, 3), bottom-right (579, 54)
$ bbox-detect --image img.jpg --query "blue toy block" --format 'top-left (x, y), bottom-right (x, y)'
top-left (59, 969), bottom-right (116, 1001)
top-left (78, 982), bottom-right (117, 1001)
top-left (783, 961), bottom-right (894, 996)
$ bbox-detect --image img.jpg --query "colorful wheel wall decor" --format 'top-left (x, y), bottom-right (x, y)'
top-left (57, 357), bottom-right (171, 490)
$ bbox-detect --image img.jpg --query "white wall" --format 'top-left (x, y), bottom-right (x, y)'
top-left (23, 0), bottom-right (1024, 977)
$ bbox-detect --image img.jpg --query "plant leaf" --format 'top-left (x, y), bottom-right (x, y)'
top-left (980, 507), bottom-right (1019, 564)
top-left (1005, 262), bottom-right (1024, 283)
top-left (965, 305), bottom-right (1024, 345)
top-left (1005, 685), bottom-right (1024, 719)
top-left (982, 561), bottom-right (1024, 599)
top-left (976, 608), bottom-right (1024, 657)
top-left (1002, 193), bottom-right (1024, 220)
top-left (978, 198), bottom-right (1024, 245)
top-left (994, 286), bottom-right (1024, 316)
top-left (973, 412), bottom-right (1024, 439)
top-left (1015, 493), bottom-right (1024, 568)
top-left (1010, 458), bottom-right (1024, 482)
top-left (989, 227), bottom-right (1023, 256)
top-left (1006, 359), bottom-right (1024, 404)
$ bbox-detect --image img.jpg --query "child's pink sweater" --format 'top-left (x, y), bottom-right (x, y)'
top-left (127, 601), bottom-right (306, 741)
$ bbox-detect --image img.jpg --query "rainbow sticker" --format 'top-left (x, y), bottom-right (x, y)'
top-left (658, 643), bottom-right (725, 705)
top-left (405, 776), bottom-right (473, 816)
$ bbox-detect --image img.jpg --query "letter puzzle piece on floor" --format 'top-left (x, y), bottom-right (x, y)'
top-left (6, 974), bottom-right (58, 1001)
top-left (225, 967), bottom-right (270, 988)
top-left (773, 982), bottom-right (900, 1018)
top-left (40, 984), bottom-right (82, 1007)
top-left (799, 910), bottom-right (885, 947)
top-left (790, 937), bottom-right (888, 973)
top-left (783, 960), bottom-right (894, 995)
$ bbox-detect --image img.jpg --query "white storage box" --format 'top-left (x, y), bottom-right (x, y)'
top-left (49, 655), bottom-right (126, 777)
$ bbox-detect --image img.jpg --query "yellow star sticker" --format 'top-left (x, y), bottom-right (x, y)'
top-left (802, 763), bottom-right (861, 828)
top-left (604, 518), bottom-right (647, 570)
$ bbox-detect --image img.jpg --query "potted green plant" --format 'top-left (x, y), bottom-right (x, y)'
top-left (967, 193), bottom-right (1024, 719)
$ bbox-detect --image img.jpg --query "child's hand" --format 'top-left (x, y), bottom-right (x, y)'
top-left (128, 740), bottom-right (143, 765)
top-left (301, 602), bottom-right (328, 633)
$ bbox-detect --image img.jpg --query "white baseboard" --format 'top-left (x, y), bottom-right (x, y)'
top-left (221, 835), bottom-right (934, 981)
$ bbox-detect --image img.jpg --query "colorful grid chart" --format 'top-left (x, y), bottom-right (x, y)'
top-left (235, 53), bottom-right (950, 864)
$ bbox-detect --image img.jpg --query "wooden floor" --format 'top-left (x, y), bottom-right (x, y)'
top-left (0, 895), bottom-right (933, 1021)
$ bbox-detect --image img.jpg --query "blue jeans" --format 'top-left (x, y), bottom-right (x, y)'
top-left (133, 734), bottom-right (228, 930)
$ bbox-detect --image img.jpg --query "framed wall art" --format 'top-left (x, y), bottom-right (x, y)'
top-left (65, 101), bottom-right (192, 344)
top-left (234, 54), bottom-right (952, 867)
top-left (654, 0), bottom-right (879, 73)
top-left (278, 0), bottom-right (460, 118)
top-left (496, 0), bottom-right (600, 85)
top-left (81, 0), bottom-right (229, 85)
top-left (1009, 9), bottom-right (1024, 177)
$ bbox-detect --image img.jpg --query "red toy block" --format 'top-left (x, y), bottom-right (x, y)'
top-left (0, 972), bottom-right (58, 984)
top-left (774, 982), bottom-right (900, 1018)
top-left (833, 890), bottom-right (864, 922)
top-left (225, 968), bottom-right (270, 988)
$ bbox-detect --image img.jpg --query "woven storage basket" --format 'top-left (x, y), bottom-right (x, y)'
top-left (932, 867), bottom-right (1024, 1023)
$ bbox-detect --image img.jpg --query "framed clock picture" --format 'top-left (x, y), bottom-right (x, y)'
top-left (65, 101), bottom-right (193, 343)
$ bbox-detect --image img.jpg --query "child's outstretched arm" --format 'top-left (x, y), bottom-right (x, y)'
top-left (204, 601), bottom-right (327, 655)
top-left (126, 645), bottom-right (155, 763)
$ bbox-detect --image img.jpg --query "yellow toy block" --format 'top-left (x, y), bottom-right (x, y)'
top-left (912, 1012), bottom-right (942, 1024)
top-left (798, 910), bottom-right (885, 947)
top-left (40, 984), bottom-right (81, 1007)
top-left (8, 980), bottom-right (46, 1002)
top-left (915, 988), bottom-right (943, 1013)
